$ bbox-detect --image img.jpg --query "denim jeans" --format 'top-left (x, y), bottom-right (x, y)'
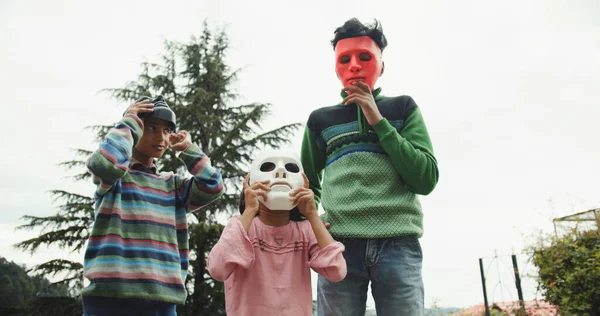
top-left (317, 236), bottom-right (424, 316)
top-left (83, 307), bottom-right (176, 316)
top-left (82, 296), bottom-right (177, 316)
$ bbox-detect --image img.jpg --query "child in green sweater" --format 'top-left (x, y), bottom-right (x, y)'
top-left (301, 18), bottom-right (439, 316)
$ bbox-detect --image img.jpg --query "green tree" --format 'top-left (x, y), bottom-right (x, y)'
top-left (12, 135), bottom-right (110, 315)
top-left (13, 21), bottom-right (300, 315)
top-left (0, 256), bottom-right (73, 314)
top-left (529, 225), bottom-right (600, 315)
top-left (13, 143), bottom-right (110, 296)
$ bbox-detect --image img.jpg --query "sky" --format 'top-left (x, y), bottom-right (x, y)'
top-left (1, 0), bottom-right (599, 310)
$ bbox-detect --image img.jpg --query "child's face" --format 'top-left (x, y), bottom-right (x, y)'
top-left (135, 118), bottom-right (173, 158)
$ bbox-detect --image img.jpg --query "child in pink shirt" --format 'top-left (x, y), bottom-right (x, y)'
top-left (207, 150), bottom-right (347, 316)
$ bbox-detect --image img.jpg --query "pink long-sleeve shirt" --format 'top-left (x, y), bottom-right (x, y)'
top-left (206, 215), bottom-right (347, 316)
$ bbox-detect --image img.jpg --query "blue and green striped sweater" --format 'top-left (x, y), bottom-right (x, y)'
top-left (301, 88), bottom-right (439, 238)
top-left (81, 114), bottom-right (224, 307)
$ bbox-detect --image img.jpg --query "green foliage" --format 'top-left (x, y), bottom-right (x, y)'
top-left (11, 296), bottom-right (82, 316)
top-left (529, 226), bottom-right (600, 315)
top-left (0, 257), bottom-right (70, 310)
top-left (11, 137), bottom-right (95, 308)
top-left (13, 179), bottom-right (93, 292)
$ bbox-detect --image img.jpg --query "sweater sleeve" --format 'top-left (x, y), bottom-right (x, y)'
top-left (175, 143), bottom-right (224, 212)
top-left (86, 114), bottom-right (143, 198)
top-left (206, 216), bottom-right (255, 282)
top-left (307, 232), bottom-right (347, 282)
top-left (300, 122), bottom-right (326, 208)
top-left (372, 101), bottom-right (439, 195)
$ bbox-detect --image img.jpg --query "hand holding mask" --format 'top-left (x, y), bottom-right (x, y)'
top-left (289, 173), bottom-right (318, 220)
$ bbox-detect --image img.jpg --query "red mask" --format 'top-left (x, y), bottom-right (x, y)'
top-left (335, 36), bottom-right (383, 91)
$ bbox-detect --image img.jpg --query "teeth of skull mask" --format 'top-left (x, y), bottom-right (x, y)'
top-left (249, 149), bottom-right (304, 211)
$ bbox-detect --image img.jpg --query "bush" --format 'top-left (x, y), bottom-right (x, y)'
top-left (529, 227), bottom-right (600, 315)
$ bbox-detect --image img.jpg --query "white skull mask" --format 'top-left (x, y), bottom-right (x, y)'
top-left (249, 149), bottom-right (305, 211)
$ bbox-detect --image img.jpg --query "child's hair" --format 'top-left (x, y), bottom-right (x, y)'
top-left (238, 189), bottom-right (305, 221)
top-left (331, 18), bottom-right (388, 52)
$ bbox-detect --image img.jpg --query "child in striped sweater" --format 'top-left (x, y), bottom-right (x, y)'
top-left (80, 96), bottom-right (224, 316)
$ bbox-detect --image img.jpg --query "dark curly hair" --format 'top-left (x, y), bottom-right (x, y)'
top-left (238, 189), bottom-right (305, 221)
top-left (331, 18), bottom-right (388, 52)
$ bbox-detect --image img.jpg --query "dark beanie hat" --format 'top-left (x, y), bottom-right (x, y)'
top-left (134, 95), bottom-right (177, 132)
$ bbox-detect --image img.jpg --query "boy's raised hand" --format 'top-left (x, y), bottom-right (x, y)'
top-left (169, 130), bottom-right (192, 152)
top-left (124, 99), bottom-right (154, 117)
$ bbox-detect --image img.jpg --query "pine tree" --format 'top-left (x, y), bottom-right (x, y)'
top-left (13, 126), bottom-right (112, 297)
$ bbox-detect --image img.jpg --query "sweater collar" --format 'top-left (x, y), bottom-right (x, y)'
top-left (130, 157), bottom-right (158, 174)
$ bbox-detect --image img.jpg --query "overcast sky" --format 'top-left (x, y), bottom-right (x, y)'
top-left (1, 0), bottom-right (599, 310)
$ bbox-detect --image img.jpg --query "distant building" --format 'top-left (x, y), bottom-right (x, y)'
top-left (454, 300), bottom-right (558, 316)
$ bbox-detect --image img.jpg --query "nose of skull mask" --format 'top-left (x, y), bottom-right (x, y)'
top-left (249, 149), bottom-right (304, 211)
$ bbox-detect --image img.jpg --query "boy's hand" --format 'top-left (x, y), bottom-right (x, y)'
top-left (169, 130), bottom-right (192, 152)
top-left (341, 81), bottom-right (383, 126)
top-left (243, 174), bottom-right (270, 216)
top-left (289, 173), bottom-right (319, 220)
top-left (124, 99), bottom-right (154, 117)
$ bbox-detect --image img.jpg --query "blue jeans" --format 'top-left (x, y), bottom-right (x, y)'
top-left (82, 296), bottom-right (177, 316)
top-left (317, 236), bottom-right (424, 316)
top-left (83, 307), bottom-right (176, 316)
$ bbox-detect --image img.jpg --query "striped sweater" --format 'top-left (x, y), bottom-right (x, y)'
top-left (81, 113), bottom-right (224, 305)
top-left (301, 88), bottom-right (439, 238)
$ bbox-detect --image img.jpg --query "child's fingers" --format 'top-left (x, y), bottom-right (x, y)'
top-left (243, 174), bottom-right (251, 189)
top-left (289, 187), bottom-right (307, 197)
top-left (291, 190), bottom-right (311, 204)
top-left (289, 188), bottom-right (299, 196)
top-left (257, 191), bottom-right (268, 201)
top-left (251, 182), bottom-right (271, 191)
top-left (249, 189), bottom-right (267, 201)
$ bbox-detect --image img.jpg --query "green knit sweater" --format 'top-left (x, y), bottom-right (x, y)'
top-left (300, 88), bottom-right (439, 238)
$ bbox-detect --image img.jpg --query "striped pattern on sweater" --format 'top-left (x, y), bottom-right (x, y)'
top-left (81, 114), bottom-right (224, 304)
top-left (301, 89), bottom-right (438, 238)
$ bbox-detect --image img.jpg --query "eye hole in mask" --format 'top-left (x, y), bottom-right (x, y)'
top-left (285, 163), bottom-right (300, 173)
top-left (260, 162), bottom-right (276, 172)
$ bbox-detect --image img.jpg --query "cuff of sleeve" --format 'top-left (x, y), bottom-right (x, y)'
top-left (308, 241), bottom-right (345, 266)
top-left (178, 143), bottom-right (204, 165)
top-left (122, 114), bottom-right (144, 146)
top-left (372, 117), bottom-right (408, 149)
top-left (123, 113), bottom-right (143, 128)
top-left (372, 117), bottom-right (395, 136)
